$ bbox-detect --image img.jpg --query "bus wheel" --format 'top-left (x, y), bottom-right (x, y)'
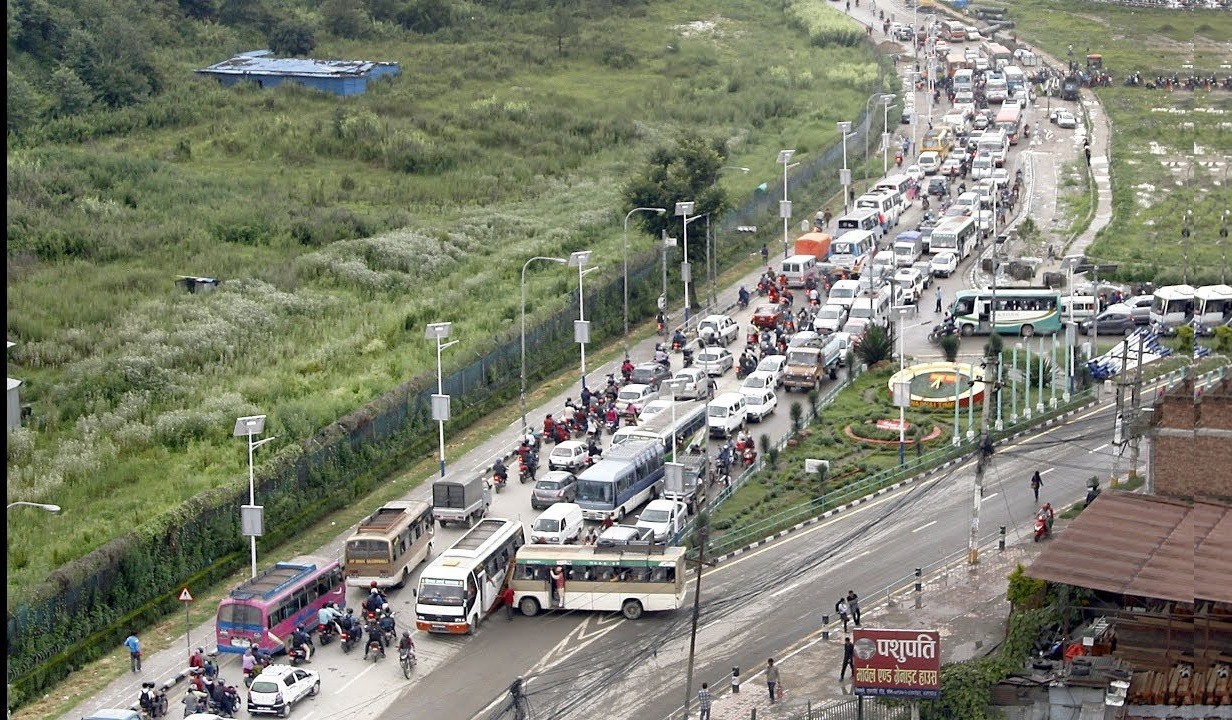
top-left (621, 599), bottom-right (644, 620)
top-left (1020, 324), bottom-right (1034, 338)
top-left (520, 597), bottom-right (541, 617)
top-left (960, 324), bottom-right (975, 337)
top-left (395, 568), bottom-right (409, 589)
top-left (616, 507), bottom-right (626, 522)
top-left (468, 614), bottom-right (478, 635)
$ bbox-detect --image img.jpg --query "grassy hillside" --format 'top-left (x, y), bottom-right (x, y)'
top-left (6, 0), bottom-right (886, 599)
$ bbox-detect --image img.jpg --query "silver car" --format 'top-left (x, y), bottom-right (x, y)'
top-left (531, 471), bottom-right (579, 510)
top-left (695, 348), bottom-right (734, 377)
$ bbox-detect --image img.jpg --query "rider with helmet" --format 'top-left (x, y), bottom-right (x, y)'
top-left (318, 601), bottom-right (342, 638)
top-left (291, 625), bottom-right (313, 663)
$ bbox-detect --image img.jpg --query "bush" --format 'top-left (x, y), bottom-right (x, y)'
top-left (940, 334), bottom-right (960, 362)
top-left (269, 20), bottom-right (316, 56)
top-left (856, 323), bottom-right (894, 366)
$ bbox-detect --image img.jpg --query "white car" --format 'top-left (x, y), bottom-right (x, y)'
top-left (696, 347), bottom-right (734, 377)
top-left (741, 386), bottom-right (778, 422)
top-left (1055, 109), bottom-right (1078, 129)
top-left (812, 304), bottom-right (849, 334)
top-left (247, 665), bottom-right (320, 716)
top-left (930, 251), bottom-right (958, 277)
top-left (617, 384), bottom-right (660, 415)
top-left (670, 367), bottom-right (714, 400)
top-left (904, 164), bottom-right (925, 183)
top-left (893, 267), bottom-right (927, 303)
top-left (741, 370), bottom-right (777, 393)
top-left (548, 440), bottom-right (588, 472)
top-left (697, 314), bottom-right (739, 346)
top-left (991, 167), bottom-right (1010, 188)
top-left (917, 151), bottom-right (942, 175)
top-left (755, 354), bottom-right (787, 387)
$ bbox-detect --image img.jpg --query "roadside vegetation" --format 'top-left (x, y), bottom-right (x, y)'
top-left (5, 0), bottom-right (887, 601)
top-left (1004, 0), bottom-right (1232, 285)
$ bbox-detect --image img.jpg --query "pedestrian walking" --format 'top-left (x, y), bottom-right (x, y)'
top-left (502, 585), bottom-right (516, 620)
top-left (935, 287), bottom-right (943, 313)
top-left (1030, 470), bottom-right (1042, 503)
top-left (846, 590), bottom-right (862, 625)
top-left (761, 243), bottom-right (769, 262)
top-left (124, 631), bottom-right (142, 673)
top-left (766, 658), bottom-right (781, 704)
top-left (840, 636), bottom-right (855, 680)
top-left (697, 683), bottom-right (713, 720)
top-left (835, 597), bottom-right (851, 632)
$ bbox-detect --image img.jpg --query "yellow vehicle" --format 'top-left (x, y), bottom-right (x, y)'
top-left (921, 128), bottom-right (955, 156)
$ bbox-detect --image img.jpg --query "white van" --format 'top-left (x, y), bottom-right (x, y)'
top-left (780, 254), bottom-right (819, 288)
top-left (827, 279), bottom-right (862, 311)
top-left (530, 502), bottom-right (584, 544)
top-left (977, 131), bottom-right (1008, 167)
top-left (893, 233), bottom-right (924, 267)
top-left (953, 68), bottom-right (975, 94)
top-left (856, 191), bottom-right (900, 229)
top-left (706, 392), bottom-right (747, 438)
top-left (971, 153), bottom-right (994, 180)
top-left (1060, 295), bottom-right (1100, 322)
top-left (835, 208), bottom-right (883, 240)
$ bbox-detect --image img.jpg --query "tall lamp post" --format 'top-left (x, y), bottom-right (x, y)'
top-left (778, 150), bottom-right (797, 259)
top-left (838, 122), bottom-right (856, 214)
top-left (675, 202), bottom-right (696, 323)
top-left (864, 92), bottom-right (893, 182)
top-left (663, 379), bottom-right (688, 462)
top-left (623, 207), bottom-right (668, 356)
top-left (893, 305), bottom-right (912, 465)
top-left (425, 323), bottom-right (459, 478)
top-left (881, 95), bottom-right (898, 177)
top-left (568, 251), bottom-right (598, 393)
top-left (521, 256), bottom-right (569, 434)
top-left (234, 414), bottom-right (275, 579)
top-left (6, 501), bottom-right (61, 514)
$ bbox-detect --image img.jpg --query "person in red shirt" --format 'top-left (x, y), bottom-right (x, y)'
top-left (501, 586), bottom-right (516, 621)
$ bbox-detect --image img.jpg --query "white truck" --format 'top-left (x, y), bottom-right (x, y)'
top-left (635, 499), bottom-right (689, 544)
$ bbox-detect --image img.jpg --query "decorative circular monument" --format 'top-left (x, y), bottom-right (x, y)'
top-left (888, 362), bottom-right (985, 410)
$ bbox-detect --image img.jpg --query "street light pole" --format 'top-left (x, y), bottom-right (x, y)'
top-left (234, 414), bottom-right (274, 579)
top-left (778, 150), bottom-right (796, 259)
top-left (675, 202), bottom-right (695, 324)
top-left (895, 306), bottom-right (911, 465)
top-left (623, 207), bottom-right (667, 357)
top-left (882, 97), bottom-right (898, 177)
top-left (568, 251), bottom-right (597, 393)
top-left (520, 256), bottom-right (569, 435)
top-left (863, 92), bottom-right (889, 182)
top-left (838, 122), bottom-right (855, 214)
top-left (425, 323), bottom-right (459, 478)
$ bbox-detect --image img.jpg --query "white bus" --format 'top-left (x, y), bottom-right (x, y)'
top-left (414, 518), bottom-right (525, 635)
top-left (928, 216), bottom-right (978, 259)
top-left (1193, 284), bottom-right (1230, 334)
top-left (610, 401), bottom-right (707, 455)
top-left (576, 440), bottom-right (666, 522)
top-left (344, 500), bottom-right (434, 590)
top-left (1149, 285), bottom-right (1196, 331)
top-left (826, 229), bottom-right (878, 277)
top-left (509, 544), bottom-right (688, 620)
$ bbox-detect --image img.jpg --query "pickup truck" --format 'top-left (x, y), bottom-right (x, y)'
top-left (635, 499), bottom-right (689, 544)
top-left (780, 335), bottom-right (842, 392)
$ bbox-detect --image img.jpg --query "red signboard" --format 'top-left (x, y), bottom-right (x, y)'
top-left (852, 628), bottom-right (941, 699)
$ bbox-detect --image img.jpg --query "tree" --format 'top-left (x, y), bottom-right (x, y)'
top-left (7, 70), bottom-right (46, 134)
top-left (48, 65), bottom-right (94, 117)
top-left (544, 0), bottom-right (579, 56)
top-left (855, 323), bottom-right (894, 366)
top-left (397, 0), bottom-right (454, 34)
top-left (269, 20), bottom-right (315, 56)
top-left (178, 0), bottom-right (219, 20)
top-left (322, 0), bottom-right (368, 39)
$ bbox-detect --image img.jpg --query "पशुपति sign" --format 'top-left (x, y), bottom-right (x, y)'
top-left (852, 628), bottom-right (941, 699)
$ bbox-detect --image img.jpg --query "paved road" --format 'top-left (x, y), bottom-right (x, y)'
top-left (61, 6), bottom-right (1093, 718)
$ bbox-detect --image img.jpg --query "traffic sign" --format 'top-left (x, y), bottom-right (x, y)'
top-left (178, 587), bottom-right (194, 602)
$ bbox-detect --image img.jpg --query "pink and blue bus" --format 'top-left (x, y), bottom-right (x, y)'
top-left (215, 555), bottom-right (345, 655)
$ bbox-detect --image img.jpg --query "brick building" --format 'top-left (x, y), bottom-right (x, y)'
top-left (1148, 375), bottom-right (1232, 500)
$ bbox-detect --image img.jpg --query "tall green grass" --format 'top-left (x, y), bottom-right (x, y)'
top-left (5, 0), bottom-right (884, 599)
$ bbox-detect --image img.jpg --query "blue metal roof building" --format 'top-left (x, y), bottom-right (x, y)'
top-left (196, 50), bottom-right (400, 96)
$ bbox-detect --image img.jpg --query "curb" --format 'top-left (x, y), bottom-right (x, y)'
top-left (711, 396), bottom-right (1100, 565)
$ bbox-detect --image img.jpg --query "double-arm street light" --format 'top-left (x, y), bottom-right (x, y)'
top-left (234, 414), bottom-right (275, 579)
top-left (521, 256), bottom-right (570, 434)
top-left (778, 150), bottom-right (796, 259)
top-left (623, 207), bottom-right (668, 356)
top-left (838, 122), bottom-right (856, 214)
top-left (569, 251), bottom-right (599, 393)
top-left (424, 323), bottom-right (459, 478)
top-left (864, 92), bottom-right (896, 181)
top-left (675, 202), bottom-right (696, 323)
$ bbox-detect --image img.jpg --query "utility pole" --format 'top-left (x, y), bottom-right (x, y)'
top-left (1128, 334), bottom-right (1145, 485)
top-left (682, 520), bottom-right (711, 719)
top-left (970, 243), bottom-right (999, 566)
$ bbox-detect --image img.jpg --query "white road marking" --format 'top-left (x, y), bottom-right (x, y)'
top-left (1088, 443), bottom-right (1109, 454)
top-left (983, 493), bottom-right (998, 502)
top-left (1041, 467), bottom-right (1056, 476)
top-left (912, 520), bottom-right (937, 533)
top-left (334, 662), bottom-right (377, 694)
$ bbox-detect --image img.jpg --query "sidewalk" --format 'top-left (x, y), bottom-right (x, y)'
top-left (706, 540), bottom-right (1039, 720)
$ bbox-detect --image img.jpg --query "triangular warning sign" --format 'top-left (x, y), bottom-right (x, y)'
top-left (178, 588), bottom-right (194, 602)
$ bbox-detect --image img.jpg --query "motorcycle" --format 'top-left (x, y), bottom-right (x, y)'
top-left (366, 637), bottom-right (386, 662)
top-left (316, 622), bottom-right (337, 646)
top-left (682, 348), bottom-right (695, 368)
top-left (737, 291), bottom-right (750, 310)
top-left (519, 457), bottom-right (537, 483)
top-left (493, 472), bottom-right (507, 494)
top-left (1033, 505), bottom-right (1054, 542)
top-left (400, 646), bottom-right (418, 679)
top-left (288, 644), bottom-right (309, 667)
top-left (340, 627), bottom-right (358, 654)
top-left (138, 682), bottom-right (168, 719)
top-left (927, 321), bottom-right (957, 344)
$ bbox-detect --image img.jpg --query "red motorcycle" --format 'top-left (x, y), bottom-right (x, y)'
top-left (1033, 504), bottom-right (1054, 542)
top-left (493, 472), bottom-right (507, 494)
top-left (735, 436), bottom-right (757, 467)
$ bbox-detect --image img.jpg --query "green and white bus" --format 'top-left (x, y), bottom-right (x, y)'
top-left (950, 287), bottom-right (1063, 337)
top-left (509, 544), bottom-right (687, 620)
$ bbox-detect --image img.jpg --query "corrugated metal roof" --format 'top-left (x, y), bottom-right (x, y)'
top-left (1027, 492), bottom-right (1232, 604)
top-left (198, 53), bottom-right (398, 78)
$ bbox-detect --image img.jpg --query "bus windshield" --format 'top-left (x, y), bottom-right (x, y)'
top-left (418, 579), bottom-right (466, 606)
top-left (346, 539), bottom-right (389, 561)
top-left (577, 480), bottom-right (614, 503)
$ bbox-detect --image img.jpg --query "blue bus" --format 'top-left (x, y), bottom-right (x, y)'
top-left (575, 440), bottom-right (666, 522)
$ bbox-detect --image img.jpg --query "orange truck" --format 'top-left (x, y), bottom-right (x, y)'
top-left (793, 232), bottom-right (832, 264)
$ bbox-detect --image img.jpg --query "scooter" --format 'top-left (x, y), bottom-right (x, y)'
top-left (316, 622), bottom-right (337, 646)
top-left (288, 644), bottom-right (309, 667)
top-left (519, 457), bottom-right (537, 483)
top-left (1033, 505), bottom-right (1054, 542)
top-left (340, 627), bottom-right (358, 654)
top-left (493, 472), bottom-right (507, 494)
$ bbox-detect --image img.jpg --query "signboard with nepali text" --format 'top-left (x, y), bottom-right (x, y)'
top-left (852, 628), bottom-right (941, 699)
